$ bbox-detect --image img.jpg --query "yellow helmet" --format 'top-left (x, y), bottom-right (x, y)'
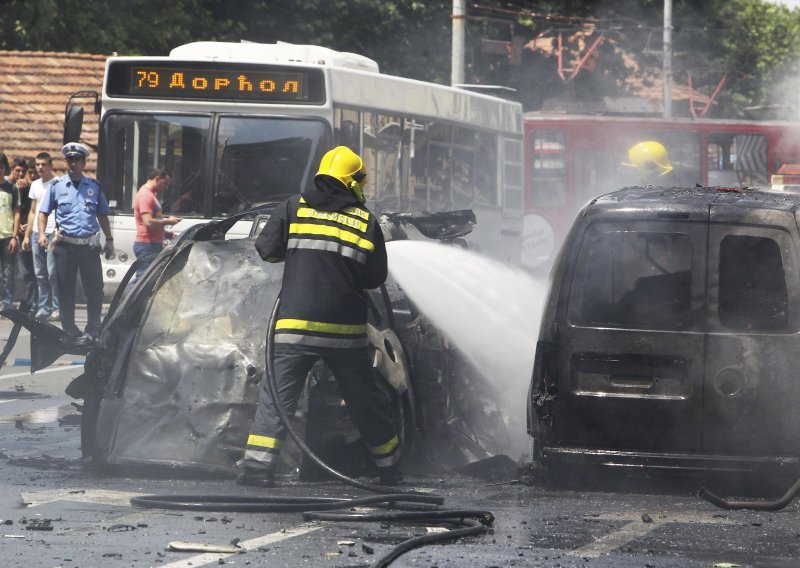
top-left (315, 146), bottom-right (367, 203)
top-left (622, 141), bottom-right (673, 180)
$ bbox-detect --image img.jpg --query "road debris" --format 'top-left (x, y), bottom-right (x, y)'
top-left (107, 524), bottom-right (137, 532)
top-left (168, 541), bottom-right (245, 554)
top-left (25, 519), bottom-right (53, 531)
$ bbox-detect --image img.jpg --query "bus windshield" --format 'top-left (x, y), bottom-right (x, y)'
top-left (100, 113), bottom-right (329, 217)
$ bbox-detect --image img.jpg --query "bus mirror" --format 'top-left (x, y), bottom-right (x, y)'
top-left (63, 104), bottom-right (84, 145)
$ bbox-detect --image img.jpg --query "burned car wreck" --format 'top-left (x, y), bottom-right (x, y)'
top-left (2, 206), bottom-right (511, 479)
top-left (529, 185), bottom-right (800, 481)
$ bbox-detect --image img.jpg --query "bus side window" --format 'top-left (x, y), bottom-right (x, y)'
top-left (408, 121), bottom-right (429, 212)
top-left (530, 129), bottom-right (567, 208)
top-left (339, 121), bottom-right (359, 150)
top-left (334, 108), bottom-right (360, 151)
top-left (361, 111), bottom-right (402, 212)
top-left (476, 132), bottom-right (501, 207)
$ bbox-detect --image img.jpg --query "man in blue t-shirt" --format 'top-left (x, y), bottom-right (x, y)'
top-left (38, 143), bottom-right (114, 347)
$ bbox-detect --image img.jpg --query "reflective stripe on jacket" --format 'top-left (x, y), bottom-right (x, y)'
top-left (255, 188), bottom-right (387, 349)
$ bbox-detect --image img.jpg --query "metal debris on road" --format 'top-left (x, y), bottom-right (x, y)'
top-left (107, 524), bottom-right (137, 532)
top-left (167, 541), bottom-right (245, 554)
top-left (25, 519), bottom-right (53, 531)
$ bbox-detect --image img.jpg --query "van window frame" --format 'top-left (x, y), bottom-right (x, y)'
top-left (566, 220), bottom-right (707, 332)
top-left (707, 224), bottom-right (797, 334)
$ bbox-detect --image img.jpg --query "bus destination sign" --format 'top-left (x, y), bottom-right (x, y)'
top-left (106, 61), bottom-right (326, 104)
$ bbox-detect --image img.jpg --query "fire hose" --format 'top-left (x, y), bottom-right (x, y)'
top-left (131, 292), bottom-right (495, 567)
top-left (698, 476), bottom-right (800, 511)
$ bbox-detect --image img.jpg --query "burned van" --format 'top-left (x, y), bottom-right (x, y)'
top-left (528, 186), bottom-right (800, 479)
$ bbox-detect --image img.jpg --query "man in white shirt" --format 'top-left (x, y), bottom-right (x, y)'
top-left (22, 152), bottom-right (59, 321)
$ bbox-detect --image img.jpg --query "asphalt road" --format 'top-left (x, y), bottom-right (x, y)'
top-left (0, 314), bottom-right (799, 567)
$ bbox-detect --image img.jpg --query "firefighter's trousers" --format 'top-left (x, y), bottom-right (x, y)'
top-left (244, 344), bottom-right (401, 472)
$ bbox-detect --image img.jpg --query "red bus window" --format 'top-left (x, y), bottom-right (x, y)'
top-left (530, 129), bottom-right (566, 208)
top-left (708, 133), bottom-right (767, 187)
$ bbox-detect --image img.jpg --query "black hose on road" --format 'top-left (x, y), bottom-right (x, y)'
top-left (699, 476), bottom-right (800, 511)
top-left (131, 292), bottom-right (495, 566)
top-left (130, 493), bottom-right (443, 513)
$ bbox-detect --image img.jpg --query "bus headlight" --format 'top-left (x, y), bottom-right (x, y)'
top-left (118, 252), bottom-right (128, 263)
top-left (106, 269), bottom-right (116, 279)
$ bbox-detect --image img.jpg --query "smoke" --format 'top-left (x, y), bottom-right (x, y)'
top-left (386, 240), bottom-right (548, 457)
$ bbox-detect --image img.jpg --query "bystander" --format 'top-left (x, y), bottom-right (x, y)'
top-left (131, 167), bottom-right (182, 286)
top-left (11, 158), bottom-right (37, 310)
top-left (22, 152), bottom-right (59, 321)
top-left (0, 153), bottom-right (19, 312)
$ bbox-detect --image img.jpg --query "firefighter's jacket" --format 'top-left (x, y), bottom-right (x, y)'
top-left (255, 177), bottom-right (388, 349)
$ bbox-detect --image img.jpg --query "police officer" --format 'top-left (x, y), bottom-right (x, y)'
top-left (239, 146), bottom-right (402, 487)
top-left (38, 143), bottom-right (113, 347)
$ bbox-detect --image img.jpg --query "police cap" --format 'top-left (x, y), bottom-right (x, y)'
top-left (61, 142), bottom-right (90, 159)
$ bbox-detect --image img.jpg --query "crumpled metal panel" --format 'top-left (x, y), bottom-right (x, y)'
top-left (83, 209), bottom-right (513, 476)
top-left (96, 238), bottom-right (282, 473)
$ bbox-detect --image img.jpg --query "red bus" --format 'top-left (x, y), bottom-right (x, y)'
top-left (522, 114), bottom-right (800, 270)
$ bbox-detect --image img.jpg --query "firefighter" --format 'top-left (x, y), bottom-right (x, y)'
top-left (238, 146), bottom-right (402, 487)
top-left (622, 140), bottom-right (674, 184)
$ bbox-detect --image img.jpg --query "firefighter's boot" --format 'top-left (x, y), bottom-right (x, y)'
top-left (236, 467), bottom-right (275, 488)
top-left (378, 463), bottom-right (403, 486)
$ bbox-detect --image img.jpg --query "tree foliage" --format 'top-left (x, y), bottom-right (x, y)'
top-left (1, 0), bottom-right (799, 116)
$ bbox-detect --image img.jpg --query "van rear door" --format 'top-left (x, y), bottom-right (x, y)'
top-left (703, 212), bottom-right (800, 456)
top-left (559, 218), bottom-right (708, 452)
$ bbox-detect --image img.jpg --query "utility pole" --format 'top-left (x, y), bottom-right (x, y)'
top-left (663, 0), bottom-right (673, 118)
top-left (452, 0), bottom-right (465, 86)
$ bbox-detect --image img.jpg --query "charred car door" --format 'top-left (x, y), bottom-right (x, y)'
top-left (558, 216), bottom-right (708, 454)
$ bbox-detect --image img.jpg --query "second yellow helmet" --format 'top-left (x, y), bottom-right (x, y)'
top-left (623, 141), bottom-right (673, 178)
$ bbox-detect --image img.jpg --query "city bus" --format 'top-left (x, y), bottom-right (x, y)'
top-left (68, 41), bottom-right (524, 295)
top-left (522, 114), bottom-right (800, 271)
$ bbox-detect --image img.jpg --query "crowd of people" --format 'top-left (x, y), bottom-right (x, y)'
top-left (0, 151), bottom-right (59, 321)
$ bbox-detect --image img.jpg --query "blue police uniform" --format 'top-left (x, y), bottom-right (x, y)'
top-left (40, 174), bottom-right (111, 338)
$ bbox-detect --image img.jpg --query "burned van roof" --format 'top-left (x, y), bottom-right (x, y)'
top-left (589, 186), bottom-right (800, 214)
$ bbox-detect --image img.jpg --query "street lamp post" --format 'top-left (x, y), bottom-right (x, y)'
top-left (452, 0), bottom-right (465, 86)
top-left (663, 0), bottom-right (673, 117)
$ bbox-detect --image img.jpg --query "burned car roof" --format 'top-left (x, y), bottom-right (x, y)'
top-left (588, 185), bottom-right (800, 213)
